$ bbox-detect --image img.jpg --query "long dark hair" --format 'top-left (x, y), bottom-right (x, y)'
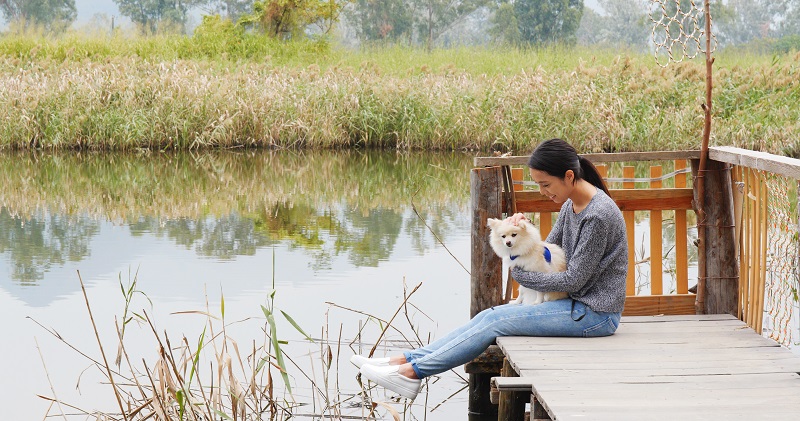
top-left (527, 138), bottom-right (610, 196)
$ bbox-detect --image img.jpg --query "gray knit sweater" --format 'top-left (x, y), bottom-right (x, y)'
top-left (511, 189), bottom-right (628, 313)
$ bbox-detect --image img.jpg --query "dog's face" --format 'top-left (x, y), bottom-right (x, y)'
top-left (486, 218), bottom-right (541, 258)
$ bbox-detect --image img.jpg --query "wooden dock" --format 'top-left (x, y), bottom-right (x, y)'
top-left (493, 314), bottom-right (800, 420)
top-left (468, 147), bottom-right (800, 419)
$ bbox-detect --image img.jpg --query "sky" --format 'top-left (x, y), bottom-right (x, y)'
top-left (75, 0), bottom-right (121, 23)
top-left (1, 1), bottom-right (605, 32)
top-left (72, 0), bottom-right (603, 24)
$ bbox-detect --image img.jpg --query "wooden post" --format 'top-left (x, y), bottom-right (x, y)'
top-left (471, 166), bottom-right (504, 316)
top-left (650, 165), bottom-right (663, 295)
top-left (623, 166), bottom-right (636, 295)
top-left (497, 359), bottom-right (526, 421)
top-left (468, 166), bottom-right (504, 417)
top-left (692, 159), bottom-right (739, 315)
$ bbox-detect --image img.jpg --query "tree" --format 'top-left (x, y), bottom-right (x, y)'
top-left (781, 2), bottom-right (800, 37)
top-left (203, 0), bottom-right (254, 22)
top-left (714, 0), bottom-right (792, 44)
top-left (576, 0), bottom-right (650, 51)
top-left (114, 0), bottom-right (207, 33)
top-left (416, 0), bottom-right (488, 50)
top-left (0, 0), bottom-right (76, 32)
top-left (347, 0), bottom-right (487, 46)
top-left (488, 2), bottom-right (521, 44)
top-left (347, 0), bottom-right (416, 43)
top-left (238, 0), bottom-right (352, 39)
top-left (490, 0), bottom-right (584, 45)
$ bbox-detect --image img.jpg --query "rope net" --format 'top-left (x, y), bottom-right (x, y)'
top-left (762, 174), bottom-right (799, 347)
top-left (649, 0), bottom-right (717, 66)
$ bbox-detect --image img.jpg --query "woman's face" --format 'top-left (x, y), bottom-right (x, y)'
top-left (530, 168), bottom-right (574, 204)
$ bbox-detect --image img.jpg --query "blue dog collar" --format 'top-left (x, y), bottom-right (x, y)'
top-left (510, 248), bottom-right (551, 263)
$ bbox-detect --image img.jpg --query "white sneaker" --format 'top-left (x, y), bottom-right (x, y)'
top-left (360, 364), bottom-right (421, 400)
top-left (350, 354), bottom-right (390, 368)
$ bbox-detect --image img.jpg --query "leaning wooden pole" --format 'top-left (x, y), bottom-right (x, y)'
top-left (695, 0), bottom-right (714, 314)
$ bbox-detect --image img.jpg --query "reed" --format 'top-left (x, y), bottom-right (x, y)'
top-left (34, 275), bottom-right (441, 420)
top-left (35, 271), bottom-right (436, 419)
top-left (0, 31), bottom-right (797, 153)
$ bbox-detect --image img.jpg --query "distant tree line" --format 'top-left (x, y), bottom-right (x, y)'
top-left (0, 0), bottom-right (77, 32)
top-left (2, 0), bottom-right (799, 51)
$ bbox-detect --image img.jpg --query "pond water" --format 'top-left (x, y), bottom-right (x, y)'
top-left (0, 150), bottom-right (699, 420)
top-left (0, 150), bottom-right (479, 420)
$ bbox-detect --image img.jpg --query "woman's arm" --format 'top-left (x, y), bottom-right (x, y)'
top-left (511, 216), bottom-right (609, 293)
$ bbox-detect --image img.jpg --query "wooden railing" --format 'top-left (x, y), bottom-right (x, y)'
top-left (711, 146), bottom-right (800, 338)
top-left (475, 151), bottom-right (701, 317)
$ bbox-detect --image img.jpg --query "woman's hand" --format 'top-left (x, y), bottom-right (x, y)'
top-left (505, 213), bottom-right (528, 226)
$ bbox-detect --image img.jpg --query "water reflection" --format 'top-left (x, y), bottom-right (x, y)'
top-left (0, 150), bottom-right (473, 287)
top-left (0, 208), bottom-right (99, 285)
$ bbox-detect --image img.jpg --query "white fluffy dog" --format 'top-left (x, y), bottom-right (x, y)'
top-left (487, 218), bottom-right (569, 305)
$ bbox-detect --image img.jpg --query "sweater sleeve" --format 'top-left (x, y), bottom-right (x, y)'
top-left (511, 215), bottom-right (609, 293)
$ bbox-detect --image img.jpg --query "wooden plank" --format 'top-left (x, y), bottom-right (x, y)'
top-left (622, 294), bottom-right (696, 316)
top-left (527, 373), bottom-right (800, 388)
top-left (650, 165), bottom-right (663, 295)
top-left (511, 358), bottom-right (800, 373)
top-left (493, 376), bottom-right (535, 391)
top-left (474, 150), bottom-right (702, 167)
top-left (623, 166), bottom-right (636, 296)
top-left (516, 348), bottom-right (800, 364)
top-left (539, 212), bottom-right (552, 238)
top-left (674, 160), bottom-right (689, 294)
top-left (756, 171), bottom-right (768, 333)
top-left (553, 407), bottom-right (800, 421)
top-left (620, 313), bottom-right (737, 322)
top-left (497, 333), bottom-right (779, 351)
top-left (710, 145), bottom-right (800, 180)
top-left (535, 385), bottom-right (800, 402)
top-left (511, 188), bottom-right (695, 213)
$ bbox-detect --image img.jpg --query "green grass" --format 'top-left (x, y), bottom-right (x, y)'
top-left (0, 27), bottom-right (798, 154)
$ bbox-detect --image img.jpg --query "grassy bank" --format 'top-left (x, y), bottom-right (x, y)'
top-left (1, 31), bottom-right (798, 154)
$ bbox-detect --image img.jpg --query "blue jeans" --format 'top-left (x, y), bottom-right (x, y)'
top-left (403, 299), bottom-right (620, 378)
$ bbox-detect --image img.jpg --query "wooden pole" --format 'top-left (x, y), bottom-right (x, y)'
top-left (692, 159), bottom-right (738, 315)
top-left (497, 359), bottom-right (526, 421)
top-left (471, 166), bottom-right (504, 316)
top-left (468, 166), bottom-right (504, 417)
top-left (695, 0), bottom-right (715, 314)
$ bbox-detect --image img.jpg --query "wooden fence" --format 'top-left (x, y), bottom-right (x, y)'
top-left (475, 151), bottom-right (700, 317)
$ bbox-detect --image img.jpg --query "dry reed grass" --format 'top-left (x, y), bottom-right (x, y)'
top-left (0, 46), bottom-right (797, 154)
top-left (34, 270), bottom-right (441, 420)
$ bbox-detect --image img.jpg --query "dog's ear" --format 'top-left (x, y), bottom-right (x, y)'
top-left (486, 218), bottom-right (500, 229)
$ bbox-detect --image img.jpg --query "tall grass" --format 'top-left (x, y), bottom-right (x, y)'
top-left (1, 27), bottom-right (798, 154)
top-left (35, 270), bottom-right (433, 420)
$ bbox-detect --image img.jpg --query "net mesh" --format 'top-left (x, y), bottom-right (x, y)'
top-left (763, 174), bottom-right (799, 346)
top-left (648, 0), bottom-right (717, 66)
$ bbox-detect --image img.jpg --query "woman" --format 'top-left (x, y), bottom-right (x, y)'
top-left (352, 138), bottom-right (628, 400)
